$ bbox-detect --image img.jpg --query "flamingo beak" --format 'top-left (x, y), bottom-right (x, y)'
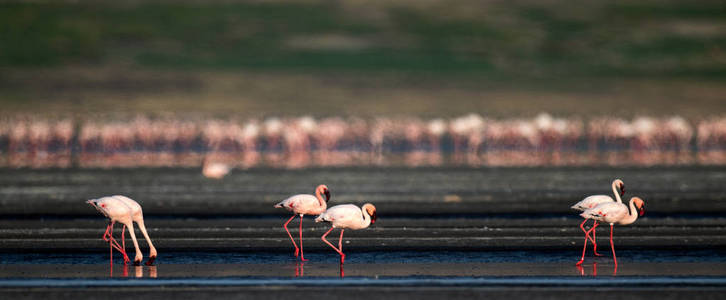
top-left (324, 189), bottom-right (331, 202)
top-left (370, 211), bottom-right (377, 224)
top-left (620, 184), bottom-right (625, 196)
top-left (638, 205), bottom-right (645, 216)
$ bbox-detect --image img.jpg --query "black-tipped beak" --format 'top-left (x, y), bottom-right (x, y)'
top-left (370, 212), bottom-right (377, 224)
top-left (324, 189), bottom-right (331, 202)
top-left (620, 185), bottom-right (625, 196)
top-left (638, 205), bottom-right (645, 216)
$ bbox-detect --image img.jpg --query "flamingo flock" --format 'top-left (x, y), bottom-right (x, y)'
top-left (3, 114), bottom-right (726, 168)
top-left (85, 178), bottom-right (642, 271)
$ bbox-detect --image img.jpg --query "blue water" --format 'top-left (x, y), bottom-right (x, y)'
top-left (1, 276), bottom-right (726, 288)
top-left (3, 249), bottom-right (725, 265)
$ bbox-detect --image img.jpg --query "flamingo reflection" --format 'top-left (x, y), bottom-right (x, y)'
top-left (576, 262), bottom-right (617, 276)
top-left (294, 262), bottom-right (304, 277)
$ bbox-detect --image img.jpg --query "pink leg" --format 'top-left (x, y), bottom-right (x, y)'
top-left (609, 224), bottom-right (617, 266)
top-left (282, 215), bottom-right (299, 257)
top-left (321, 227), bottom-right (345, 264)
top-left (592, 262), bottom-right (598, 276)
top-left (576, 225), bottom-right (596, 266)
top-left (592, 221), bottom-right (603, 256)
top-left (579, 219), bottom-right (597, 245)
top-left (106, 223), bottom-right (129, 264)
top-left (104, 223), bottom-right (123, 262)
top-left (338, 229), bottom-right (345, 264)
top-left (121, 224), bottom-right (128, 261)
top-left (298, 215), bottom-right (308, 261)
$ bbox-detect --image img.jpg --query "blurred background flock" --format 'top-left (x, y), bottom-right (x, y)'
top-left (2, 0), bottom-right (726, 168)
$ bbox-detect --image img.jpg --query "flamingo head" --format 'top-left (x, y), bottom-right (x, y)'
top-left (363, 203), bottom-right (377, 224)
top-left (317, 184), bottom-right (331, 202)
top-left (86, 199), bottom-right (109, 217)
top-left (633, 197), bottom-right (645, 216)
top-left (615, 179), bottom-right (625, 196)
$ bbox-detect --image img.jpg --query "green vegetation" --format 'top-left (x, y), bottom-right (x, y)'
top-left (1, 0), bottom-right (726, 117)
top-left (1, 0), bottom-right (725, 77)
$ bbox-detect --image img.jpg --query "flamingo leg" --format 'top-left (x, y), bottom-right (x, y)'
top-left (282, 215), bottom-right (299, 257)
top-left (298, 215), bottom-right (308, 262)
top-left (104, 222), bottom-right (129, 265)
top-left (592, 221), bottom-right (603, 256)
top-left (338, 229), bottom-right (346, 264)
top-left (121, 224), bottom-right (127, 259)
top-left (609, 224), bottom-right (617, 266)
top-left (321, 227), bottom-right (345, 264)
top-left (579, 219), bottom-right (597, 245)
top-left (576, 225), bottom-right (597, 266)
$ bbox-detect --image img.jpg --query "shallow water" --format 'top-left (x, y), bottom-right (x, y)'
top-left (3, 249), bottom-right (725, 265)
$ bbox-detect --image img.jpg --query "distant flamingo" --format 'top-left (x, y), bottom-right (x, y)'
top-left (315, 203), bottom-right (377, 264)
top-left (571, 179), bottom-right (625, 257)
top-left (202, 156), bottom-right (231, 179)
top-left (87, 195), bottom-right (157, 266)
top-left (274, 184), bottom-right (331, 261)
top-left (578, 197), bottom-right (645, 266)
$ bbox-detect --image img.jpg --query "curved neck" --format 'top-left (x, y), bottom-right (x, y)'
top-left (619, 200), bottom-right (639, 225)
top-left (315, 189), bottom-right (327, 209)
top-left (611, 181), bottom-right (623, 203)
top-left (361, 207), bottom-right (371, 228)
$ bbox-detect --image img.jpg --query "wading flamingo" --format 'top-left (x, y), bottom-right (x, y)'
top-left (571, 179), bottom-right (625, 256)
top-left (87, 195), bottom-right (157, 266)
top-left (202, 156), bottom-right (231, 179)
top-left (578, 197), bottom-right (645, 266)
top-left (315, 203), bottom-right (377, 264)
top-left (274, 184), bottom-right (331, 261)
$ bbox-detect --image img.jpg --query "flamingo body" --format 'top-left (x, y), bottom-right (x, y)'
top-left (315, 204), bottom-right (375, 230)
top-left (571, 195), bottom-right (616, 211)
top-left (275, 194), bottom-right (327, 216)
top-left (203, 162), bottom-right (230, 179)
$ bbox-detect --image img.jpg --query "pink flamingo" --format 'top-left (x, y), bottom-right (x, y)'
top-left (572, 179), bottom-right (625, 260)
top-left (315, 203), bottom-right (377, 264)
top-left (274, 184), bottom-right (331, 261)
top-left (86, 195), bottom-right (157, 266)
top-left (578, 197), bottom-right (645, 266)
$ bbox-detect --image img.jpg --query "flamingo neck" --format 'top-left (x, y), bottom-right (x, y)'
top-left (619, 199), bottom-right (639, 225)
top-left (315, 189), bottom-right (327, 209)
top-left (612, 181), bottom-right (623, 204)
top-left (361, 206), bottom-right (371, 228)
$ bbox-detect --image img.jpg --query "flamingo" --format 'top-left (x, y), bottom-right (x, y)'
top-left (578, 197), bottom-right (645, 266)
top-left (202, 156), bottom-right (231, 179)
top-left (315, 203), bottom-right (377, 264)
top-left (86, 195), bottom-right (157, 266)
top-left (571, 179), bottom-right (625, 258)
top-left (274, 184), bottom-right (331, 261)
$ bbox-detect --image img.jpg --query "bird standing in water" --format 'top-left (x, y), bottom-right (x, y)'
top-left (578, 197), bottom-right (645, 266)
top-left (87, 195), bottom-right (157, 266)
top-left (571, 179), bottom-right (625, 256)
top-left (274, 184), bottom-right (331, 261)
top-left (315, 203), bottom-right (377, 264)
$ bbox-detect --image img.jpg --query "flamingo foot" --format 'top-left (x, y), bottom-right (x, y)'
top-left (300, 256), bottom-right (308, 262)
top-left (133, 259), bottom-right (142, 266)
top-left (145, 256), bottom-right (156, 266)
top-left (294, 248), bottom-right (300, 257)
top-left (575, 259), bottom-right (584, 266)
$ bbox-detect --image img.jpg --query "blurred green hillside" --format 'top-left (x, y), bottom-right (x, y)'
top-left (1, 0), bottom-right (725, 117)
